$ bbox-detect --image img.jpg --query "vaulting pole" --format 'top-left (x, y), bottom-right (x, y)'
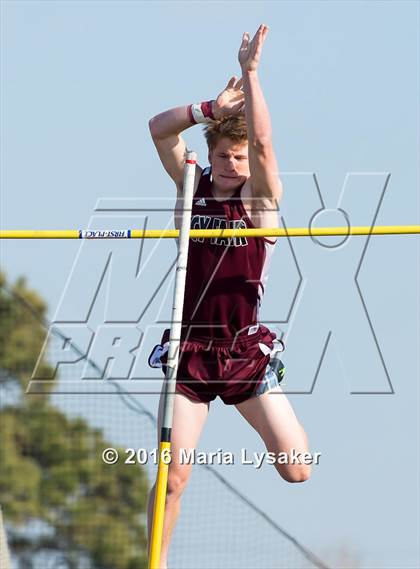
top-left (0, 225), bottom-right (419, 239)
top-left (148, 151), bottom-right (197, 569)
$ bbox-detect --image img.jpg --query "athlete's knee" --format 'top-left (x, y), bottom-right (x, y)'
top-left (166, 467), bottom-right (191, 499)
top-left (279, 464), bottom-right (311, 484)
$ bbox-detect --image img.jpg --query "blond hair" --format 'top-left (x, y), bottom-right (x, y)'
top-left (203, 116), bottom-right (248, 150)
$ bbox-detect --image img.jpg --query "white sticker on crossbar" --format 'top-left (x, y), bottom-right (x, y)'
top-left (79, 230), bottom-right (131, 239)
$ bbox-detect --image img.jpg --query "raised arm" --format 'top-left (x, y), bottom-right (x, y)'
top-left (149, 107), bottom-right (195, 193)
top-left (239, 25), bottom-right (283, 202)
top-left (149, 79), bottom-right (245, 194)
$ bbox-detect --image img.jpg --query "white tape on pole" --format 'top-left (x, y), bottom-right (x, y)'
top-left (161, 152), bottom-right (197, 432)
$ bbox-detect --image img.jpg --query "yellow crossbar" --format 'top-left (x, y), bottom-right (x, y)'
top-left (0, 226), bottom-right (419, 239)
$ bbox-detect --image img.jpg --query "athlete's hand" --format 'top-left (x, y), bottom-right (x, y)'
top-left (238, 24), bottom-right (269, 72)
top-left (212, 77), bottom-right (245, 120)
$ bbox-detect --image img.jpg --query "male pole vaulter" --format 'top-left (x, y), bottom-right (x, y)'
top-left (147, 25), bottom-right (311, 568)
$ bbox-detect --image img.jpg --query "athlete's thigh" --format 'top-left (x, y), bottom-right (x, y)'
top-left (157, 388), bottom-right (209, 475)
top-left (235, 387), bottom-right (308, 455)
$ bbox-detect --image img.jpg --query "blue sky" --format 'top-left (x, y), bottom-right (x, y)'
top-left (1, 1), bottom-right (419, 567)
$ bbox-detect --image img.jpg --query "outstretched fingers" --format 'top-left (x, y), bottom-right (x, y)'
top-left (256, 23), bottom-right (269, 39)
top-left (235, 101), bottom-right (246, 115)
top-left (251, 24), bottom-right (268, 56)
top-left (239, 32), bottom-right (250, 59)
top-left (226, 76), bottom-right (243, 91)
top-left (226, 76), bottom-right (236, 89)
top-left (239, 24), bottom-right (269, 70)
top-left (235, 77), bottom-right (244, 90)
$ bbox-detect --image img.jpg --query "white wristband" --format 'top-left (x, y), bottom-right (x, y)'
top-left (191, 103), bottom-right (213, 124)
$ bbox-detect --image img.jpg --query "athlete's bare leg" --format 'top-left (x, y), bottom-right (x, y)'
top-left (147, 390), bottom-right (209, 568)
top-left (235, 387), bottom-right (311, 482)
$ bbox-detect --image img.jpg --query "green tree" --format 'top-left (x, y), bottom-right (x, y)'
top-left (0, 273), bottom-right (149, 568)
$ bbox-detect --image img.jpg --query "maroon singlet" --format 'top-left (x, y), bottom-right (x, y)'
top-left (181, 167), bottom-right (276, 340)
top-left (156, 167), bottom-right (279, 405)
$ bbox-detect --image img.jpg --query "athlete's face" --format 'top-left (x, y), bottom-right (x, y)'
top-left (208, 138), bottom-right (250, 193)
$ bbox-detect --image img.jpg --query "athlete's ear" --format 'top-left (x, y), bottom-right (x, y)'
top-left (208, 149), bottom-right (213, 165)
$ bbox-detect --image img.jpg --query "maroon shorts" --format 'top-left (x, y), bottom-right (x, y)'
top-left (158, 325), bottom-right (276, 405)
